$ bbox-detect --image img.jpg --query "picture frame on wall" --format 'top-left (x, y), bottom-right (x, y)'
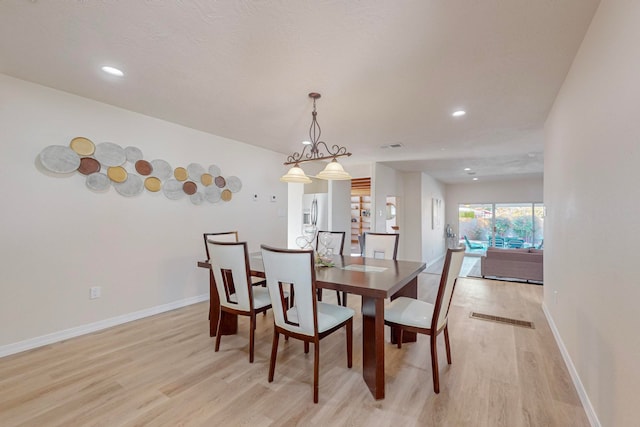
top-left (432, 197), bottom-right (442, 230)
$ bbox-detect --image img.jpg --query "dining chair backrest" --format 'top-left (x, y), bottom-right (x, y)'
top-left (208, 241), bottom-right (253, 312)
top-left (261, 245), bottom-right (317, 338)
top-left (432, 247), bottom-right (465, 331)
top-left (316, 231), bottom-right (346, 255)
top-left (203, 231), bottom-right (239, 260)
top-left (363, 232), bottom-right (399, 260)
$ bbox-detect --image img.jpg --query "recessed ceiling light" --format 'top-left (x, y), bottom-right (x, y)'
top-left (302, 140), bottom-right (312, 145)
top-left (472, 177), bottom-right (478, 181)
top-left (101, 66), bottom-right (124, 77)
top-left (452, 110), bottom-right (466, 117)
top-left (464, 167), bottom-right (471, 171)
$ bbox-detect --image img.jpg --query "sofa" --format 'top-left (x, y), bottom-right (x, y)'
top-left (480, 247), bottom-right (543, 282)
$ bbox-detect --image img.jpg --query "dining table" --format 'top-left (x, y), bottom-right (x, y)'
top-left (198, 253), bottom-right (426, 400)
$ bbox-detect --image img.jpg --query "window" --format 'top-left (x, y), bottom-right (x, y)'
top-left (458, 203), bottom-right (544, 249)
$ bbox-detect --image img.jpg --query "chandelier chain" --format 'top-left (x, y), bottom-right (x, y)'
top-left (284, 93), bottom-right (351, 166)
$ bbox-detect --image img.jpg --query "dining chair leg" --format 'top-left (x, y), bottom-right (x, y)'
top-left (346, 318), bottom-right (353, 368)
top-left (444, 325), bottom-right (452, 365)
top-left (335, 290), bottom-right (341, 306)
top-left (397, 327), bottom-right (403, 349)
top-left (268, 331), bottom-right (279, 382)
top-left (430, 333), bottom-right (440, 394)
top-left (342, 292), bottom-right (348, 307)
top-left (313, 342), bottom-right (320, 403)
top-left (214, 312), bottom-right (225, 352)
top-left (304, 341), bottom-right (310, 354)
top-left (317, 288), bottom-right (323, 301)
top-left (249, 315), bottom-right (255, 363)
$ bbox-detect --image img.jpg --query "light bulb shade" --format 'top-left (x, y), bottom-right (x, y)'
top-left (280, 165), bottom-right (312, 184)
top-left (316, 160), bottom-right (352, 180)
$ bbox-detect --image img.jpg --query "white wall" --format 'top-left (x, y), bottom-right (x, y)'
top-left (372, 163), bottom-right (401, 234)
top-left (328, 180), bottom-right (351, 254)
top-left (370, 165), bottom-right (446, 264)
top-left (544, 1), bottom-right (639, 426)
top-left (421, 173), bottom-right (447, 264)
top-left (0, 74), bottom-right (287, 351)
top-left (401, 172), bottom-right (422, 261)
top-left (444, 177), bottom-right (544, 237)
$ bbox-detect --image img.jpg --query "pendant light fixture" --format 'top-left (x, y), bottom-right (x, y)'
top-left (280, 93), bottom-right (352, 183)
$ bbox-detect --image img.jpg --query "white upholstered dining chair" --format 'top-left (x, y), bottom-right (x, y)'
top-left (362, 232), bottom-right (399, 260)
top-left (208, 241), bottom-right (276, 363)
top-left (315, 230), bottom-right (346, 305)
top-left (339, 232), bottom-right (400, 307)
top-left (260, 244), bottom-right (354, 403)
top-left (204, 231), bottom-right (266, 286)
top-left (384, 246), bottom-right (465, 393)
top-left (203, 231), bottom-right (239, 258)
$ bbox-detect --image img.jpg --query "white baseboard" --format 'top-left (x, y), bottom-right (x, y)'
top-left (0, 294), bottom-right (209, 359)
top-left (542, 302), bottom-right (601, 427)
top-left (424, 252), bottom-right (446, 273)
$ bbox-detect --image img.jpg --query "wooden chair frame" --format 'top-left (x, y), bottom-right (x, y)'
top-left (261, 245), bottom-right (353, 403)
top-left (203, 231), bottom-right (239, 260)
top-left (209, 241), bottom-right (272, 363)
top-left (384, 247), bottom-right (465, 393)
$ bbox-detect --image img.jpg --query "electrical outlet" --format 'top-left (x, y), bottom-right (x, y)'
top-left (90, 286), bottom-right (101, 299)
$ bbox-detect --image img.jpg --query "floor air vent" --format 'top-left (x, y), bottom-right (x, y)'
top-left (470, 312), bottom-right (535, 329)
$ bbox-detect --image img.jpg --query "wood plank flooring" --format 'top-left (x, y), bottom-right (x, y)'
top-left (0, 275), bottom-right (590, 426)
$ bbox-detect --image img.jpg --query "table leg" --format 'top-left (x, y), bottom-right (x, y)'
top-left (361, 295), bottom-right (385, 400)
top-left (390, 276), bottom-right (418, 344)
top-left (209, 270), bottom-right (237, 337)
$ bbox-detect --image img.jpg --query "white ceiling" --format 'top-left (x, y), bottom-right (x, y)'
top-left (0, 0), bottom-right (599, 183)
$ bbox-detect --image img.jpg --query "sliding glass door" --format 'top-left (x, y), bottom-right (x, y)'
top-left (458, 204), bottom-right (493, 248)
top-left (459, 202), bottom-right (544, 250)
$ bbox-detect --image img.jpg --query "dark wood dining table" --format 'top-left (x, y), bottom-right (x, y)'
top-left (198, 253), bottom-right (426, 400)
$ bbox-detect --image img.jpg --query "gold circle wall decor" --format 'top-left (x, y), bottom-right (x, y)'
top-left (70, 137), bottom-right (95, 156)
top-left (174, 167), bottom-right (188, 181)
top-left (201, 173), bottom-right (213, 186)
top-left (107, 166), bottom-right (128, 183)
top-left (221, 189), bottom-right (232, 202)
top-left (144, 176), bottom-right (161, 192)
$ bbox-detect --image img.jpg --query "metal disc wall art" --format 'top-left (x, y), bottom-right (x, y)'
top-left (125, 146), bottom-right (144, 163)
top-left (94, 142), bottom-right (126, 167)
top-left (40, 145), bottom-right (81, 173)
top-left (37, 137), bottom-right (244, 205)
top-left (150, 159), bottom-right (172, 180)
top-left (114, 174), bottom-right (144, 197)
top-left (78, 157), bottom-right (101, 175)
top-left (86, 172), bottom-right (110, 192)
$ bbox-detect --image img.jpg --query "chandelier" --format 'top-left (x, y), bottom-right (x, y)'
top-left (280, 93), bottom-right (352, 183)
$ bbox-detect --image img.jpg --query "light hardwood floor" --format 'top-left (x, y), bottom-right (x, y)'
top-left (0, 275), bottom-right (589, 426)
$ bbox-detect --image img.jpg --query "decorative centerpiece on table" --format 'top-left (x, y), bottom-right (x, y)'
top-left (315, 232), bottom-right (335, 267)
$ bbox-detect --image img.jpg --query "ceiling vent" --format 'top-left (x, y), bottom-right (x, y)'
top-left (381, 143), bottom-right (404, 149)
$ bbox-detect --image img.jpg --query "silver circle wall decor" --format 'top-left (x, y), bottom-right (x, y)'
top-left (37, 137), bottom-right (243, 205)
